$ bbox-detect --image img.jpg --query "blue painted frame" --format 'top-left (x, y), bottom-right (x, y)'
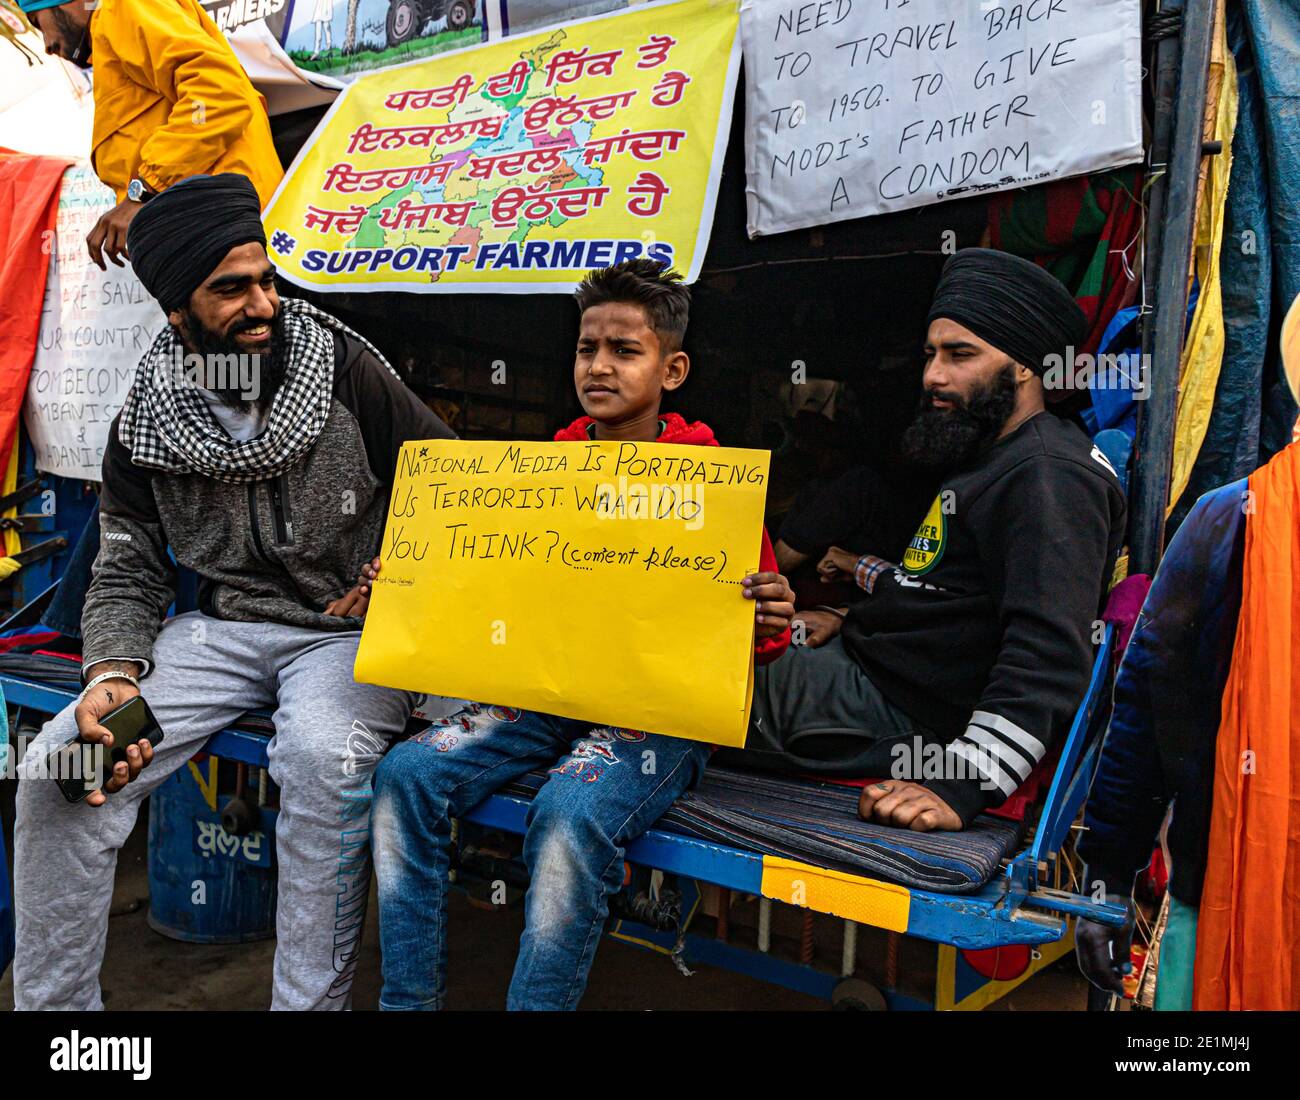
top-left (1003, 624), bottom-right (1117, 903)
top-left (0, 627), bottom-right (1129, 956)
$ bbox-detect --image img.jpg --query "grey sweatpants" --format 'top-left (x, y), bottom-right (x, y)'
top-left (714, 636), bottom-right (933, 775)
top-left (13, 612), bottom-right (416, 1011)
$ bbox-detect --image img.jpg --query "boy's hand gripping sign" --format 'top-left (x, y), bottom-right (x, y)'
top-left (355, 439), bottom-right (772, 746)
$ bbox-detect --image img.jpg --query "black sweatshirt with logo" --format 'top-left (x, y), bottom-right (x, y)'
top-left (840, 413), bottom-right (1126, 824)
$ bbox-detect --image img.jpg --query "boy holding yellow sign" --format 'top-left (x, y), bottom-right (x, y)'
top-left (367, 261), bottom-right (793, 1010)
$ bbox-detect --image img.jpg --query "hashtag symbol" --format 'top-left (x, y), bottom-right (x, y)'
top-left (270, 230), bottom-right (297, 256)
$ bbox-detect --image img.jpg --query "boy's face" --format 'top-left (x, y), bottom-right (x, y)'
top-left (574, 301), bottom-right (687, 426)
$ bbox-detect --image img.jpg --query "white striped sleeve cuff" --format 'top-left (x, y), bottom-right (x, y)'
top-left (944, 711), bottom-right (1048, 798)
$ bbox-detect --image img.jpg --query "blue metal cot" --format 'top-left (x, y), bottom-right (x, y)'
top-left (0, 622), bottom-right (1127, 1010)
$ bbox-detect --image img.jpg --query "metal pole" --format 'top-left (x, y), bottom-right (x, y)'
top-left (1137, 1), bottom-right (1186, 370)
top-left (1129, 0), bottom-right (1217, 574)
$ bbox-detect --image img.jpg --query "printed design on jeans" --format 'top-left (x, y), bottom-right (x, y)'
top-left (549, 726), bottom-right (628, 782)
top-left (488, 705), bottom-right (522, 723)
top-left (411, 706), bottom-right (489, 752)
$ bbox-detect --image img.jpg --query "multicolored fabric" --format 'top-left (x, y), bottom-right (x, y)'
top-left (854, 554), bottom-right (895, 594)
top-left (988, 168), bottom-right (1144, 355)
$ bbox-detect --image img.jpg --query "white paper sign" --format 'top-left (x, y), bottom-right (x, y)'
top-left (25, 165), bottom-right (163, 481)
top-left (741, 0), bottom-right (1143, 237)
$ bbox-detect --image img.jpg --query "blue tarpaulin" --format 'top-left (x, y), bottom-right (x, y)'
top-left (1178, 0), bottom-right (1300, 526)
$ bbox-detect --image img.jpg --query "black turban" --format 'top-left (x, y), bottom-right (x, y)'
top-left (925, 248), bottom-right (1086, 375)
top-left (127, 173), bottom-right (267, 313)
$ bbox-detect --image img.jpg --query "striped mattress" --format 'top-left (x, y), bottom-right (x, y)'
top-left (504, 765), bottom-right (1025, 894)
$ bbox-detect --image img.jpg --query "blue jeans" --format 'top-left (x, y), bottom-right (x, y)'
top-left (372, 703), bottom-right (711, 1010)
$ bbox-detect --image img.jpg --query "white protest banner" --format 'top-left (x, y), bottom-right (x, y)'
top-left (741, 0), bottom-right (1143, 237)
top-left (24, 165), bottom-right (162, 481)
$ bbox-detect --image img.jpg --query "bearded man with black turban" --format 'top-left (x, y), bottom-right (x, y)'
top-left (13, 174), bottom-right (456, 1011)
top-left (717, 248), bottom-right (1127, 832)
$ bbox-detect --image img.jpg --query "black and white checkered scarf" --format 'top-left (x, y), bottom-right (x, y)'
top-left (118, 298), bottom-right (398, 484)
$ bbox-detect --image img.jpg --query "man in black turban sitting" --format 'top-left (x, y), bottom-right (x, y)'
top-left (717, 248), bottom-right (1127, 831)
top-left (13, 173), bottom-right (455, 1009)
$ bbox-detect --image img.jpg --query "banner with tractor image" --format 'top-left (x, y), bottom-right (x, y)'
top-left (233, 0), bottom-right (644, 82)
top-left (273, 0), bottom-right (484, 79)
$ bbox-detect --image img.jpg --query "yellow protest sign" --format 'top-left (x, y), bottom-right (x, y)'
top-left (354, 439), bottom-right (772, 746)
top-left (262, 0), bottom-right (741, 293)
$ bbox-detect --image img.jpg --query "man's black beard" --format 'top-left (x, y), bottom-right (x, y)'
top-left (899, 362), bottom-right (1020, 470)
top-left (179, 308), bottom-right (288, 413)
top-left (50, 9), bottom-right (92, 68)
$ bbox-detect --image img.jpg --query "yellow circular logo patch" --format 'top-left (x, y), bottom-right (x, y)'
top-left (901, 495), bottom-right (946, 575)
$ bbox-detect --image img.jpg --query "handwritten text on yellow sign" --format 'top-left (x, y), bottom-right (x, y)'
top-left (354, 438), bottom-right (771, 746)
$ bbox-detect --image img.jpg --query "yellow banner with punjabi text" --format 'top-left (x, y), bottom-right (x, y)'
top-left (354, 439), bottom-right (771, 746)
top-left (262, 0), bottom-right (740, 293)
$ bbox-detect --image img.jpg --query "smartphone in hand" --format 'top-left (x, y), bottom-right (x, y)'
top-left (53, 695), bottom-right (166, 804)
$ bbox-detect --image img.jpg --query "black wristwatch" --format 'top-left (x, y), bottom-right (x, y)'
top-left (127, 178), bottom-right (157, 203)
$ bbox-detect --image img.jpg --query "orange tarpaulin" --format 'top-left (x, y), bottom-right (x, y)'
top-left (1194, 440), bottom-right (1300, 1009)
top-left (0, 148), bottom-right (72, 486)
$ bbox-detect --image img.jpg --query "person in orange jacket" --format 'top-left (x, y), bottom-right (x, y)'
top-left (21, 0), bottom-right (283, 269)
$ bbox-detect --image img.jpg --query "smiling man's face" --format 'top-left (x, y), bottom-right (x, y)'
top-left (172, 242), bottom-right (280, 355)
top-left (169, 242), bottom-right (285, 409)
